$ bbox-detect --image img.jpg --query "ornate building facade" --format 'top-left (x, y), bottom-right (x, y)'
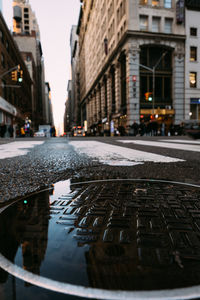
top-left (77, 0), bottom-right (185, 135)
top-left (185, 0), bottom-right (200, 121)
top-left (0, 11), bottom-right (32, 136)
top-left (12, 0), bottom-right (48, 130)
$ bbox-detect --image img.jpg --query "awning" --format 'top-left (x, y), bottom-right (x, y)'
top-left (140, 108), bottom-right (175, 115)
top-left (0, 96), bottom-right (17, 116)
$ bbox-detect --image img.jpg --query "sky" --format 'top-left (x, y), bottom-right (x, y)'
top-left (2, 0), bottom-right (81, 132)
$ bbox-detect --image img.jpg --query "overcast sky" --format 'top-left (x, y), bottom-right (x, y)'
top-left (2, 0), bottom-right (81, 131)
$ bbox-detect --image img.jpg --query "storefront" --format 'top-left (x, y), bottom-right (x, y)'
top-left (190, 98), bottom-right (200, 120)
top-left (0, 96), bottom-right (17, 137)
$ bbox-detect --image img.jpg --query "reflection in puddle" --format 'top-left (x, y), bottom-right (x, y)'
top-left (1, 179), bottom-right (200, 300)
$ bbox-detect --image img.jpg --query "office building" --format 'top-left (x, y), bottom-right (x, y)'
top-left (76, 0), bottom-right (185, 135)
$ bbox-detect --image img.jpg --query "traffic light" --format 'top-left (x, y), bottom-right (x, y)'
top-left (11, 70), bottom-right (17, 81)
top-left (148, 93), bottom-right (153, 101)
top-left (17, 70), bottom-right (23, 82)
top-left (145, 92), bottom-right (153, 101)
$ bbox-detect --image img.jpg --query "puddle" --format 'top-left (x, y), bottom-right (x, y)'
top-left (0, 179), bottom-right (200, 300)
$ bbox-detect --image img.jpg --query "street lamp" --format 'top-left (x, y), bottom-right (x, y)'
top-left (135, 51), bottom-right (167, 116)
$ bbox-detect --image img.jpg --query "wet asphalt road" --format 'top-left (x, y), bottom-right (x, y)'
top-left (0, 135), bottom-right (199, 205)
top-left (0, 136), bottom-right (200, 300)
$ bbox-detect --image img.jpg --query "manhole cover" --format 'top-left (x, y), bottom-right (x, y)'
top-left (1, 179), bottom-right (200, 300)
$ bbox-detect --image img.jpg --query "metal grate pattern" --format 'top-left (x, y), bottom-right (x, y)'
top-left (49, 180), bottom-right (200, 290)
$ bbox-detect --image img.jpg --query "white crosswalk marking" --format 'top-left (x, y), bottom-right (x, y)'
top-left (118, 140), bottom-right (200, 152)
top-left (69, 141), bottom-right (184, 166)
top-left (0, 141), bottom-right (44, 159)
top-left (160, 139), bottom-right (200, 145)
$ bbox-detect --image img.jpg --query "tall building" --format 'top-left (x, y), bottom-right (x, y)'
top-left (76, 0), bottom-right (185, 135)
top-left (69, 25), bottom-right (81, 128)
top-left (0, 11), bottom-right (32, 137)
top-left (44, 82), bottom-right (54, 126)
top-left (0, 0), bottom-right (2, 12)
top-left (12, 0), bottom-right (47, 129)
top-left (13, 0), bottom-right (40, 38)
top-left (185, 0), bottom-right (200, 121)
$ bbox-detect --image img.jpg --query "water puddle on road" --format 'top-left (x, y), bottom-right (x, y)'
top-left (1, 179), bottom-right (200, 300)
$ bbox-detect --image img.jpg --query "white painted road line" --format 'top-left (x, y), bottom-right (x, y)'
top-left (69, 141), bottom-right (184, 166)
top-left (160, 139), bottom-right (200, 145)
top-left (0, 141), bottom-right (44, 159)
top-left (118, 140), bottom-right (200, 152)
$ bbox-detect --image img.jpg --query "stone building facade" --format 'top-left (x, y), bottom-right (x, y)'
top-left (12, 0), bottom-right (47, 130)
top-left (70, 25), bottom-right (81, 127)
top-left (77, 0), bottom-right (185, 135)
top-left (0, 11), bottom-right (32, 137)
top-left (44, 82), bottom-right (54, 126)
top-left (185, 0), bottom-right (200, 121)
top-left (64, 81), bottom-right (72, 133)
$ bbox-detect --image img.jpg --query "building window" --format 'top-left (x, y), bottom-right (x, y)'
top-left (190, 103), bottom-right (200, 120)
top-left (24, 8), bottom-right (29, 12)
top-left (2, 80), bottom-right (7, 99)
top-left (152, 0), bottom-right (159, 7)
top-left (111, 67), bottom-right (116, 113)
top-left (140, 46), bottom-right (172, 108)
top-left (140, 0), bottom-right (148, 4)
top-left (0, 30), bottom-right (4, 44)
top-left (6, 41), bottom-right (9, 52)
top-left (24, 20), bottom-right (29, 24)
top-left (24, 14), bottom-right (29, 18)
top-left (140, 15), bottom-right (148, 31)
top-left (190, 47), bottom-right (197, 62)
top-left (152, 17), bottom-right (160, 32)
top-left (190, 72), bottom-right (197, 88)
top-left (164, 18), bottom-right (173, 33)
top-left (1, 53), bottom-right (5, 68)
top-left (190, 27), bottom-right (197, 37)
top-left (0, 111), bottom-right (3, 123)
top-left (25, 26), bottom-right (29, 30)
top-left (164, 0), bottom-right (172, 8)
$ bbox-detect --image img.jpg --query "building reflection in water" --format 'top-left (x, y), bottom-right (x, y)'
top-left (1, 180), bottom-right (200, 299)
top-left (0, 189), bottom-right (50, 282)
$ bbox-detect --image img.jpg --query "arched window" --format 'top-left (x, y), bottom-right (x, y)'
top-left (140, 46), bottom-right (172, 109)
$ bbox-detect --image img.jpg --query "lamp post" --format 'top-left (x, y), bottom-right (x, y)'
top-left (134, 51), bottom-right (167, 116)
top-left (152, 51), bottom-right (167, 115)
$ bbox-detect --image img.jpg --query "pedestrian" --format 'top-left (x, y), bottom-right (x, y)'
top-left (139, 120), bottom-right (146, 136)
top-left (146, 121), bottom-right (151, 136)
top-left (20, 127), bottom-right (25, 137)
top-left (0, 123), bottom-right (6, 138)
top-left (52, 126), bottom-right (56, 137)
top-left (8, 125), bottom-right (14, 138)
top-left (161, 122), bottom-right (165, 136)
top-left (50, 126), bottom-right (53, 137)
top-left (131, 121), bottom-right (139, 136)
top-left (118, 125), bottom-right (126, 136)
top-left (151, 120), bottom-right (158, 136)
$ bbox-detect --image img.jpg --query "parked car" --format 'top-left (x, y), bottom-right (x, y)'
top-left (183, 120), bottom-right (200, 139)
top-left (34, 130), bottom-right (46, 137)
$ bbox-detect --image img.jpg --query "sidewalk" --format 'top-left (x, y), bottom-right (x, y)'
top-left (0, 138), bottom-right (14, 145)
